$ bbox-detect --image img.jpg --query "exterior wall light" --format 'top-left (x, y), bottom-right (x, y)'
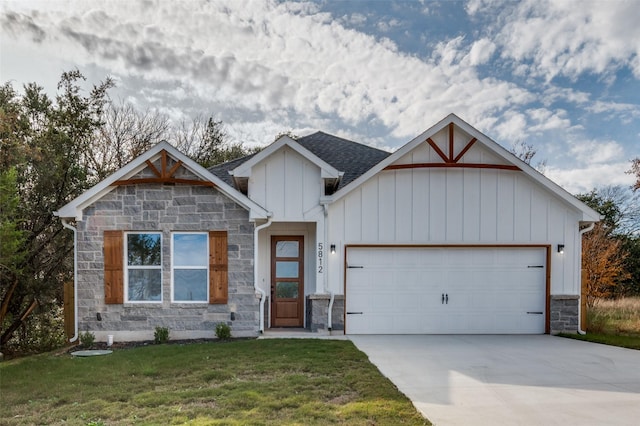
top-left (330, 244), bottom-right (336, 254)
top-left (557, 244), bottom-right (565, 254)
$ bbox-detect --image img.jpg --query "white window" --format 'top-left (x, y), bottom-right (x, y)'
top-left (172, 233), bottom-right (208, 302)
top-left (125, 232), bottom-right (162, 302)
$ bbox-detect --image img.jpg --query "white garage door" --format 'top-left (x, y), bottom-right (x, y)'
top-left (346, 247), bottom-right (547, 334)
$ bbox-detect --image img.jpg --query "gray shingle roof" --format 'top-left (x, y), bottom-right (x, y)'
top-left (208, 152), bottom-right (257, 186)
top-left (208, 131), bottom-right (390, 191)
top-left (296, 131), bottom-right (390, 190)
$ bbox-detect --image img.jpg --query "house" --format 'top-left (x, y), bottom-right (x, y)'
top-left (55, 114), bottom-right (600, 341)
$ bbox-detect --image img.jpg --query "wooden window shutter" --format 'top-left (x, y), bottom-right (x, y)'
top-left (209, 231), bottom-right (228, 304)
top-left (104, 230), bottom-right (124, 304)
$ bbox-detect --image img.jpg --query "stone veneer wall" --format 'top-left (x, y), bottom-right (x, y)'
top-left (550, 295), bottom-right (579, 334)
top-left (306, 294), bottom-right (345, 332)
top-left (76, 182), bottom-right (258, 342)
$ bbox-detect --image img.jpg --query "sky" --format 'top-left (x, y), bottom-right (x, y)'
top-left (1, 0), bottom-right (639, 194)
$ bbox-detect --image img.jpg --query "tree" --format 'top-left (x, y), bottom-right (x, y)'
top-left (90, 101), bottom-right (171, 179)
top-left (273, 130), bottom-right (299, 141)
top-left (0, 168), bottom-right (26, 330)
top-left (578, 189), bottom-right (622, 232)
top-left (630, 158), bottom-right (640, 191)
top-left (581, 223), bottom-right (630, 307)
top-left (577, 187), bottom-right (639, 300)
top-left (509, 140), bottom-right (546, 173)
top-left (0, 70), bottom-right (113, 348)
top-left (90, 103), bottom-right (252, 177)
top-left (173, 115), bottom-right (252, 168)
top-left (620, 234), bottom-right (640, 296)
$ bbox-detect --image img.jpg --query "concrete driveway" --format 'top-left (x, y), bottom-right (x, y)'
top-left (349, 335), bottom-right (640, 426)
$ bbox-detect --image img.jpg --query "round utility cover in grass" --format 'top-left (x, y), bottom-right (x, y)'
top-left (71, 350), bottom-right (113, 357)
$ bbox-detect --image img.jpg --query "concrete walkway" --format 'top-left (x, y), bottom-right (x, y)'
top-left (258, 329), bottom-right (347, 339)
top-left (349, 335), bottom-right (640, 426)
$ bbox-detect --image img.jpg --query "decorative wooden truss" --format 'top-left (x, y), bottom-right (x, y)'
top-left (113, 150), bottom-right (215, 187)
top-left (385, 122), bottom-right (520, 171)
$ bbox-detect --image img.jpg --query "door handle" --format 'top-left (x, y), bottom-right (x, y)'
top-left (442, 293), bottom-right (445, 304)
top-left (446, 293), bottom-right (449, 304)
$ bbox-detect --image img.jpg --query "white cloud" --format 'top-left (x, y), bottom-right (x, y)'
top-left (588, 100), bottom-right (639, 115)
top-left (377, 18), bottom-right (401, 33)
top-left (0, 0), bottom-right (560, 150)
top-left (541, 86), bottom-right (590, 107)
top-left (465, 0), bottom-right (507, 16)
top-left (526, 108), bottom-right (572, 133)
top-left (546, 162), bottom-right (635, 194)
top-left (543, 137), bottom-right (632, 193)
top-left (470, 0), bottom-right (640, 81)
top-left (0, 0), bottom-right (634, 190)
top-left (569, 139), bottom-right (625, 165)
top-left (466, 38), bottom-right (496, 66)
top-left (344, 13), bottom-right (367, 26)
top-left (493, 111), bottom-right (528, 141)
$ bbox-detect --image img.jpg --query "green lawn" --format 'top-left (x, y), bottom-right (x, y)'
top-left (560, 297), bottom-right (640, 350)
top-left (0, 339), bottom-right (429, 425)
top-left (559, 332), bottom-right (640, 350)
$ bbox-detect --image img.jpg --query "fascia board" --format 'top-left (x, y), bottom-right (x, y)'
top-left (232, 136), bottom-right (341, 179)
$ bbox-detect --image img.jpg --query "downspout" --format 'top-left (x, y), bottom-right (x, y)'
top-left (254, 214), bottom-right (273, 333)
top-left (578, 222), bottom-right (596, 335)
top-left (327, 292), bottom-right (335, 332)
top-left (61, 219), bottom-right (79, 343)
top-left (323, 203), bottom-right (334, 332)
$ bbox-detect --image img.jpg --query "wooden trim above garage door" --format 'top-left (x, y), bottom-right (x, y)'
top-left (343, 244), bottom-right (552, 334)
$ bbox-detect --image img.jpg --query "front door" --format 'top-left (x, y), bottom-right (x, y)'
top-left (271, 236), bottom-right (304, 327)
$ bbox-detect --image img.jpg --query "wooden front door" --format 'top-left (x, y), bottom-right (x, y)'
top-left (271, 236), bottom-right (304, 327)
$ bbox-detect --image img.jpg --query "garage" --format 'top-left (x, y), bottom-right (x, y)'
top-left (345, 246), bottom-right (549, 334)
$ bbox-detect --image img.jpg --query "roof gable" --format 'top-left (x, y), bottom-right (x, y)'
top-left (55, 141), bottom-right (269, 221)
top-left (231, 135), bottom-right (342, 179)
top-left (388, 121), bottom-right (517, 171)
top-left (209, 132), bottom-right (391, 192)
top-left (330, 113), bottom-right (600, 223)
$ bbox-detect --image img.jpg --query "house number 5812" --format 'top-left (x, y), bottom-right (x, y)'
top-left (317, 243), bottom-right (324, 273)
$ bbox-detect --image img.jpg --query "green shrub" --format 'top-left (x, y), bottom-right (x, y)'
top-left (215, 323), bottom-right (231, 340)
top-left (3, 304), bottom-right (67, 354)
top-left (79, 330), bottom-right (95, 349)
top-left (154, 326), bottom-right (170, 344)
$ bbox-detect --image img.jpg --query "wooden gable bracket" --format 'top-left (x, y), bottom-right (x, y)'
top-left (385, 122), bottom-right (521, 172)
top-left (113, 150), bottom-right (215, 187)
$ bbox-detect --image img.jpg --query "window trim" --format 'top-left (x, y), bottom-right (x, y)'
top-left (124, 231), bottom-right (163, 303)
top-left (171, 232), bottom-right (210, 303)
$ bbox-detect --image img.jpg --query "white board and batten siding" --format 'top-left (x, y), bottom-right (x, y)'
top-left (248, 146), bottom-right (322, 221)
top-left (335, 142), bottom-right (575, 242)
